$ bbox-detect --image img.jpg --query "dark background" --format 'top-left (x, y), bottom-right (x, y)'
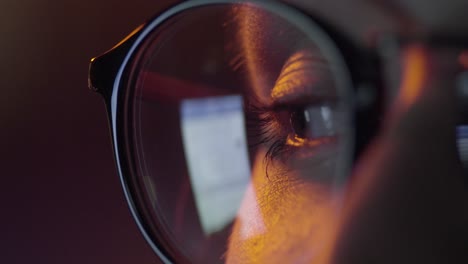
top-left (1, 1), bottom-right (176, 263)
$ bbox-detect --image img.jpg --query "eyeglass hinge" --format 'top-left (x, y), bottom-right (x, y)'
top-left (88, 25), bottom-right (144, 101)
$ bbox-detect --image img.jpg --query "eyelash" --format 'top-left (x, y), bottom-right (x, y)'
top-left (245, 101), bottom-right (294, 174)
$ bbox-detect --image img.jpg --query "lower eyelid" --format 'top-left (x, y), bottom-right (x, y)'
top-left (266, 139), bottom-right (339, 184)
top-left (286, 135), bottom-right (336, 147)
top-left (285, 135), bottom-right (338, 161)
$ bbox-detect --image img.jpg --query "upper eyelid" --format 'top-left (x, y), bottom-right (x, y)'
top-left (277, 57), bottom-right (330, 82)
top-left (271, 50), bottom-right (337, 103)
top-left (272, 73), bottom-right (337, 101)
top-left (269, 95), bottom-right (339, 112)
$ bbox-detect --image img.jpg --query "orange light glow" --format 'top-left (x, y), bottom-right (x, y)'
top-left (226, 149), bottom-right (341, 264)
top-left (271, 50), bottom-right (334, 104)
top-left (396, 44), bottom-right (429, 109)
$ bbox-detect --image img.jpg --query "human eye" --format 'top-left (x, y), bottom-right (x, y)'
top-left (246, 50), bottom-right (344, 181)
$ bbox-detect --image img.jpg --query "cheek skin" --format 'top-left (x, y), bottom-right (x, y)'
top-left (226, 151), bottom-right (342, 264)
top-left (328, 46), bottom-right (468, 264)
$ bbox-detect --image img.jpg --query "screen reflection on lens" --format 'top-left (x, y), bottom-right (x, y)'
top-left (123, 2), bottom-right (353, 263)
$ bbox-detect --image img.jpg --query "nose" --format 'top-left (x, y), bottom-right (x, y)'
top-left (328, 45), bottom-right (468, 263)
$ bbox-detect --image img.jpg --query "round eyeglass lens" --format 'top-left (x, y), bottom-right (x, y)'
top-left (121, 2), bottom-right (353, 263)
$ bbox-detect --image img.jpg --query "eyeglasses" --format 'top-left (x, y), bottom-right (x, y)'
top-left (88, 1), bottom-right (468, 263)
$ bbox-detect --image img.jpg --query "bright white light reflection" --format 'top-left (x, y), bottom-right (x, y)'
top-left (237, 162), bottom-right (267, 241)
top-left (180, 95), bottom-right (251, 235)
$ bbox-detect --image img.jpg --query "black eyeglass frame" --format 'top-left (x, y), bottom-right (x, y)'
top-left (88, 0), bottom-right (384, 263)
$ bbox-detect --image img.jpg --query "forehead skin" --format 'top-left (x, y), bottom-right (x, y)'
top-left (284, 0), bottom-right (468, 45)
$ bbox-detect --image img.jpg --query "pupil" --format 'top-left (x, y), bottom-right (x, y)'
top-left (290, 109), bottom-right (308, 139)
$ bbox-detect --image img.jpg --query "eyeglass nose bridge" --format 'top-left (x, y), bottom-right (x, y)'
top-left (88, 25), bottom-right (144, 101)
